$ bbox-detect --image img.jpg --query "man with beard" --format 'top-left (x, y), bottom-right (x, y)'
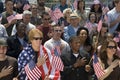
top-left (37, 0), bottom-right (51, 16)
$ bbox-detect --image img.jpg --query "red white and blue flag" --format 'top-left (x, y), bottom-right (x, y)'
top-left (49, 8), bottom-right (63, 23)
top-left (93, 53), bottom-right (105, 79)
top-left (97, 18), bottom-right (103, 32)
top-left (52, 46), bottom-right (64, 71)
top-left (25, 59), bottom-right (41, 80)
top-left (7, 14), bottom-right (23, 23)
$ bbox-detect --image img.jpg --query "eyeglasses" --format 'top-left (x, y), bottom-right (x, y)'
top-left (44, 18), bottom-right (50, 20)
top-left (107, 46), bottom-right (117, 49)
top-left (54, 30), bottom-right (62, 32)
top-left (33, 37), bottom-right (43, 40)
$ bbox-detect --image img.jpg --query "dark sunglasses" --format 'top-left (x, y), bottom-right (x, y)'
top-left (107, 46), bottom-right (117, 49)
top-left (54, 30), bottom-right (62, 32)
top-left (33, 37), bottom-right (43, 40)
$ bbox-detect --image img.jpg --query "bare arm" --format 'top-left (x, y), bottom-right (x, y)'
top-left (99, 60), bottom-right (119, 80)
top-left (109, 15), bottom-right (120, 28)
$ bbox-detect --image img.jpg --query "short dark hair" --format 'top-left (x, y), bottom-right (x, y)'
top-left (5, 0), bottom-right (12, 4)
top-left (68, 36), bottom-right (79, 44)
top-left (41, 12), bottom-right (50, 18)
top-left (16, 20), bottom-right (26, 30)
top-left (77, 0), bottom-right (85, 10)
top-left (102, 22), bottom-right (108, 28)
top-left (113, 0), bottom-right (120, 3)
top-left (88, 12), bottom-right (97, 23)
top-left (76, 27), bottom-right (89, 36)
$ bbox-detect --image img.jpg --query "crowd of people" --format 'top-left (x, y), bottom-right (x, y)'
top-left (0, 0), bottom-right (120, 80)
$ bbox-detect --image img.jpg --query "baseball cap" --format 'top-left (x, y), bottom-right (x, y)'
top-left (0, 38), bottom-right (8, 46)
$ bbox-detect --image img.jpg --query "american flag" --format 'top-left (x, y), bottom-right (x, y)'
top-left (7, 14), bottom-right (16, 23)
top-left (93, 53), bottom-right (105, 79)
top-left (97, 18), bottom-right (102, 32)
top-left (38, 46), bottom-right (61, 80)
top-left (49, 8), bottom-right (63, 23)
top-left (25, 59), bottom-right (41, 80)
top-left (7, 14), bottom-right (22, 23)
top-left (84, 21), bottom-right (93, 33)
top-left (15, 14), bottom-right (23, 20)
top-left (52, 46), bottom-right (64, 71)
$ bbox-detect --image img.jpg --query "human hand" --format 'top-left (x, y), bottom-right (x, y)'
top-left (110, 60), bottom-right (119, 69)
top-left (10, 19), bottom-right (17, 25)
top-left (74, 57), bottom-right (87, 68)
top-left (0, 66), bottom-right (13, 78)
top-left (13, 77), bottom-right (18, 80)
top-left (37, 54), bottom-right (48, 66)
top-left (44, 75), bottom-right (50, 80)
top-left (47, 32), bottom-right (53, 38)
top-left (85, 65), bottom-right (91, 72)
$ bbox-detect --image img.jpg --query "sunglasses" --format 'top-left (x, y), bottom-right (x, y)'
top-left (54, 30), bottom-right (62, 32)
top-left (33, 37), bottom-right (43, 40)
top-left (107, 46), bottom-right (117, 49)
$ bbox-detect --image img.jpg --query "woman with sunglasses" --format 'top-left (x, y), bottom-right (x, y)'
top-left (18, 28), bottom-right (53, 80)
top-left (97, 39), bottom-right (120, 80)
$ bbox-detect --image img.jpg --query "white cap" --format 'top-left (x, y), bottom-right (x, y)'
top-left (94, 0), bottom-right (100, 4)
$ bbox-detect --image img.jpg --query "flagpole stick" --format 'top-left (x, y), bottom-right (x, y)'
top-left (15, 55), bottom-right (35, 78)
top-left (88, 30), bottom-right (101, 65)
top-left (15, 67), bottom-right (24, 78)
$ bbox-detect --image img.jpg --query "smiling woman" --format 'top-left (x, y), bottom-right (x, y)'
top-left (97, 39), bottom-right (120, 80)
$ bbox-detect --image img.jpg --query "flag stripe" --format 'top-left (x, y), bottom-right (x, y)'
top-left (38, 46), bottom-right (52, 79)
top-left (53, 70), bottom-right (60, 80)
top-left (93, 54), bottom-right (105, 79)
top-left (33, 66), bottom-right (41, 78)
top-left (52, 46), bottom-right (64, 71)
top-left (97, 19), bottom-right (102, 32)
top-left (25, 65), bottom-right (36, 80)
top-left (25, 59), bottom-right (42, 80)
top-left (49, 8), bottom-right (63, 23)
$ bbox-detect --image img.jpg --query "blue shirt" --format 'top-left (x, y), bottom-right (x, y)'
top-left (107, 8), bottom-right (120, 34)
top-left (59, 4), bottom-right (68, 12)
